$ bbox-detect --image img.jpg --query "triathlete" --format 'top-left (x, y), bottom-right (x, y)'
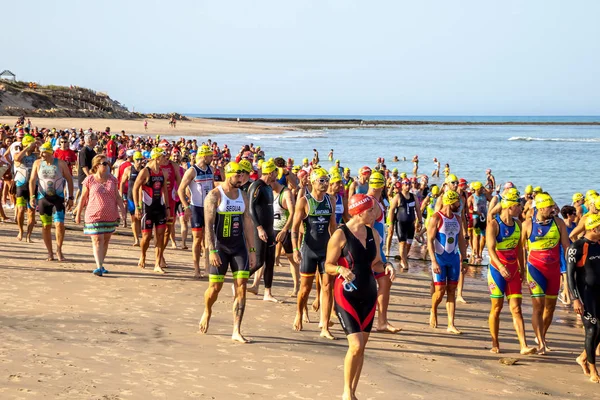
top-left (120, 151), bottom-right (144, 246)
top-left (427, 190), bottom-right (467, 334)
top-left (292, 168), bottom-right (337, 339)
top-left (247, 160), bottom-right (279, 301)
top-left (558, 205), bottom-right (578, 305)
top-left (29, 142), bottom-right (74, 261)
top-left (572, 193), bottom-right (585, 223)
top-left (158, 140), bottom-right (182, 267)
top-left (486, 188), bottom-right (537, 355)
top-left (239, 159), bottom-right (254, 192)
top-left (133, 148), bottom-right (169, 273)
top-left (13, 134), bottom-right (38, 242)
top-left (521, 185), bottom-right (535, 220)
top-left (569, 196), bottom-right (600, 242)
top-left (521, 193), bottom-right (571, 354)
top-left (468, 181), bottom-right (491, 263)
top-left (328, 172), bottom-right (350, 225)
top-left (485, 169), bottom-right (496, 191)
top-left (179, 145), bottom-right (215, 278)
top-left (324, 194), bottom-right (393, 400)
top-left (200, 161), bottom-right (256, 343)
top-left (342, 168), bottom-right (354, 193)
top-left (387, 178), bottom-right (422, 270)
top-left (348, 166), bottom-right (371, 197)
top-left (568, 214), bottom-right (600, 383)
top-left (295, 169), bottom-right (309, 200)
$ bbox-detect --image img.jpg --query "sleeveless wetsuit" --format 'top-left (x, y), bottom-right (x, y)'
top-left (567, 238), bottom-right (600, 365)
top-left (37, 158), bottom-right (66, 226)
top-left (335, 225), bottom-right (378, 335)
top-left (488, 215), bottom-right (522, 299)
top-left (355, 181), bottom-right (369, 195)
top-left (433, 211), bottom-right (461, 285)
top-left (15, 153), bottom-right (37, 208)
top-left (248, 179), bottom-right (276, 289)
top-left (395, 192), bottom-right (416, 244)
top-left (189, 164), bottom-right (213, 231)
top-left (472, 193), bottom-right (488, 236)
top-left (273, 188), bottom-right (293, 254)
top-left (300, 192), bottom-right (333, 276)
top-left (527, 217), bottom-right (562, 298)
top-left (127, 165), bottom-right (139, 214)
top-left (209, 186), bottom-right (249, 282)
top-left (141, 167), bottom-right (166, 232)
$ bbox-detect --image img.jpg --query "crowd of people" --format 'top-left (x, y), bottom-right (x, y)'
top-left (1, 117), bottom-right (600, 399)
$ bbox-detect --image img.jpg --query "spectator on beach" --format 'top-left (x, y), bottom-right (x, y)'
top-left (76, 132), bottom-right (97, 206)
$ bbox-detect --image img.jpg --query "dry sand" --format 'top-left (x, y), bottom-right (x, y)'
top-left (0, 117), bottom-right (294, 137)
top-left (0, 214), bottom-right (597, 399)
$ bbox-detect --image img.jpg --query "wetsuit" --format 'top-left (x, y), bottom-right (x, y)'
top-left (240, 179), bottom-right (252, 193)
top-left (273, 188), bottom-right (292, 254)
top-left (335, 225), bottom-right (378, 335)
top-left (300, 192), bottom-right (333, 276)
top-left (37, 158), bottom-right (66, 226)
top-left (560, 220), bottom-right (577, 274)
top-left (14, 153), bottom-right (36, 208)
top-left (355, 181), bottom-right (369, 195)
top-left (127, 165), bottom-right (140, 214)
top-left (395, 192), bottom-right (417, 244)
top-left (488, 215), bottom-right (522, 299)
top-left (433, 211), bottom-right (461, 286)
top-left (343, 177), bottom-right (354, 193)
top-left (567, 238), bottom-right (600, 365)
top-left (189, 164), bottom-right (213, 232)
top-left (472, 193), bottom-right (488, 236)
top-left (209, 186), bottom-right (248, 282)
top-left (527, 217), bottom-right (562, 298)
top-left (248, 179), bottom-right (276, 289)
top-left (141, 167), bottom-right (166, 232)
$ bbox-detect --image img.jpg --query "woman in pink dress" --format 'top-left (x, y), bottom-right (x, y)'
top-left (75, 154), bottom-right (126, 276)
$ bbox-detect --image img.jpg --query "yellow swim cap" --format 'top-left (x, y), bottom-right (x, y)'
top-left (310, 168), bottom-right (329, 182)
top-left (40, 141), bottom-right (53, 153)
top-left (198, 145), bottom-right (213, 157)
top-left (431, 185), bottom-right (440, 196)
top-left (525, 185), bottom-right (533, 194)
top-left (594, 196), bottom-right (600, 211)
top-left (585, 213), bottom-right (600, 231)
top-left (501, 188), bottom-right (521, 209)
top-left (392, 168), bottom-right (398, 173)
top-left (471, 181), bottom-right (483, 190)
top-left (330, 172), bottom-right (342, 184)
top-left (303, 158), bottom-right (309, 163)
top-left (535, 193), bottom-right (555, 209)
top-left (225, 161), bottom-right (243, 177)
top-left (344, 167), bottom-right (350, 173)
top-left (369, 172), bottom-right (385, 189)
top-left (443, 190), bottom-right (459, 205)
top-left (533, 186), bottom-right (543, 194)
top-left (445, 174), bottom-right (458, 184)
top-left (133, 151), bottom-right (143, 160)
top-left (151, 147), bottom-right (166, 159)
top-left (572, 193), bottom-right (584, 203)
top-left (239, 160), bottom-right (253, 173)
top-left (21, 134), bottom-right (35, 147)
top-left (329, 166), bottom-right (338, 174)
top-left (292, 165), bottom-right (301, 174)
top-left (400, 172), bottom-right (407, 179)
top-left (262, 160), bottom-right (276, 174)
top-left (586, 190), bottom-right (599, 202)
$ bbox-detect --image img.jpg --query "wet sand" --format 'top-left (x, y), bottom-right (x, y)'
top-left (0, 215), bottom-right (596, 399)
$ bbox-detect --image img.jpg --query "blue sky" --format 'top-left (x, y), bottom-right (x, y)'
top-left (5, 1), bottom-right (599, 115)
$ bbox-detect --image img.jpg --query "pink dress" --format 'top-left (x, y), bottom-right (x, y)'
top-left (83, 174), bottom-right (119, 235)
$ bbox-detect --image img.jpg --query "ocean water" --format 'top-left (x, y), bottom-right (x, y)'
top-left (169, 122), bottom-right (599, 207)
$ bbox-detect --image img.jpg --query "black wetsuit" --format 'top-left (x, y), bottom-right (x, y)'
top-left (300, 192), bottom-right (333, 276)
top-left (395, 192), bottom-right (417, 243)
top-left (248, 179), bottom-right (276, 288)
top-left (334, 224), bottom-right (378, 335)
top-left (241, 180), bottom-right (253, 193)
top-left (568, 237), bottom-right (600, 365)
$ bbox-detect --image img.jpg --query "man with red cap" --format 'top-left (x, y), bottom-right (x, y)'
top-left (348, 166), bottom-right (371, 197)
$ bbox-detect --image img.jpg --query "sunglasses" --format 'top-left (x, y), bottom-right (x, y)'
top-left (229, 170), bottom-right (244, 174)
top-left (134, 158), bottom-right (144, 161)
top-left (60, 141), bottom-right (68, 144)
top-left (450, 181), bottom-right (458, 185)
top-left (100, 161), bottom-right (110, 166)
top-left (318, 178), bottom-right (329, 184)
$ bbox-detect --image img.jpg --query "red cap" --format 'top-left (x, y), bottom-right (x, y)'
top-left (359, 166), bottom-right (372, 175)
top-left (348, 194), bottom-right (374, 216)
top-left (158, 139), bottom-right (170, 148)
top-left (297, 170), bottom-right (308, 179)
top-left (458, 178), bottom-right (467, 186)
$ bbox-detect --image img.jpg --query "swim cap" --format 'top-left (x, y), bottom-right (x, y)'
top-left (151, 147), bottom-right (166, 159)
top-left (525, 185), bottom-right (533, 194)
top-left (297, 170), bottom-right (308, 179)
top-left (471, 181), bottom-right (483, 190)
top-left (225, 162), bottom-right (243, 177)
top-left (343, 167), bottom-right (350, 173)
top-left (239, 159), bottom-right (253, 173)
top-left (586, 190), bottom-right (598, 202)
top-left (257, 159), bottom-right (264, 168)
top-left (330, 172), bottom-right (342, 184)
top-left (400, 172), bottom-right (407, 179)
top-left (594, 196), bottom-right (600, 211)
top-left (310, 168), bottom-right (329, 182)
top-left (459, 178), bottom-right (468, 187)
top-left (40, 141), bottom-right (53, 153)
top-left (486, 169), bottom-right (491, 174)
top-left (133, 151), bottom-right (143, 160)
top-left (126, 149), bottom-right (135, 157)
top-left (292, 165), bottom-right (301, 174)
top-left (335, 159), bottom-right (340, 163)
top-left (501, 188), bottom-right (521, 209)
top-left (443, 190), bottom-right (459, 205)
top-left (348, 194), bottom-right (374, 216)
top-left (158, 139), bottom-right (170, 149)
top-left (445, 174), bottom-right (458, 184)
top-left (369, 172), bottom-right (385, 189)
top-left (359, 166), bottom-right (372, 176)
top-left (533, 186), bottom-right (543, 194)
top-left (198, 145), bottom-right (212, 157)
top-left (535, 193), bottom-right (555, 209)
top-left (585, 214), bottom-right (600, 231)
top-left (302, 158), bottom-right (309, 163)
top-left (329, 166), bottom-right (339, 174)
top-left (401, 179), bottom-right (411, 186)
top-left (21, 134), bottom-right (35, 147)
top-left (431, 185), bottom-right (440, 196)
top-left (392, 168), bottom-right (398, 173)
top-left (572, 193), bottom-right (584, 203)
top-left (262, 160), bottom-right (277, 174)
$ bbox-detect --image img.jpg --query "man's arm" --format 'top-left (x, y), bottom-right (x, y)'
top-left (177, 167), bottom-right (194, 209)
top-left (328, 194), bottom-right (337, 236)
top-left (203, 189), bottom-right (219, 252)
top-left (59, 160), bottom-right (74, 203)
top-left (241, 191), bottom-right (256, 268)
top-left (247, 181), bottom-right (262, 228)
top-left (29, 160), bottom-right (40, 202)
top-left (521, 218), bottom-right (532, 264)
top-left (172, 161), bottom-right (182, 186)
top-left (292, 196), bottom-right (308, 255)
top-left (516, 220), bottom-right (525, 278)
top-left (120, 166), bottom-right (131, 198)
top-left (342, 192), bottom-right (351, 223)
top-left (427, 213), bottom-right (441, 272)
top-left (485, 219), bottom-right (504, 271)
top-left (324, 229), bottom-right (346, 276)
top-left (555, 217), bottom-right (572, 257)
top-left (348, 181), bottom-right (357, 198)
top-left (281, 189), bottom-right (295, 232)
top-left (79, 150), bottom-right (91, 176)
top-left (132, 167), bottom-right (148, 210)
top-left (570, 216), bottom-right (586, 242)
top-left (162, 170), bottom-right (170, 210)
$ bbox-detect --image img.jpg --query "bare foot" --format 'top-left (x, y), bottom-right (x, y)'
top-left (247, 286), bottom-right (259, 295)
top-left (318, 320), bottom-right (334, 329)
top-left (16, 232), bottom-right (22, 241)
top-left (319, 329), bottom-right (336, 340)
top-left (193, 271), bottom-right (202, 280)
top-left (520, 347), bottom-right (537, 355)
top-left (181, 245), bottom-right (189, 250)
top-left (456, 296), bottom-right (468, 304)
top-left (429, 310), bottom-right (437, 328)
top-left (46, 253), bottom-right (55, 261)
top-left (293, 314), bottom-right (303, 331)
top-left (577, 355), bottom-right (590, 376)
top-left (26, 236), bottom-right (33, 243)
top-left (263, 294), bottom-right (279, 303)
top-left (537, 345), bottom-right (548, 355)
top-left (56, 251), bottom-right (66, 261)
top-left (199, 312), bottom-right (211, 333)
top-left (447, 325), bottom-right (462, 335)
top-left (160, 258), bottom-right (168, 269)
top-left (171, 243), bottom-right (178, 249)
top-left (312, 298), bottom-right (320, 312)
top-left (376, 322), bottom-right (402, 333)
top-left (232, 332), bottom-right (251, 343)
top-left (138, 258), bottom-right (146, 269)
top-left (132, 242), bottom-right (140, 247)
top-left (153, 265), bottom-right (166, 274)
top-left (289, 290), bottom-right (299, 297)
top-left (302, 310), bottom-right (310, 324)
top-left (490, 347), bottom-right (500, 354)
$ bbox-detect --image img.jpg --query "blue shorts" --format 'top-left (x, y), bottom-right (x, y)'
top-left (559, 246), bottom-right (567, 274)
top-left (127, 199), bottom-right (136, 215)
top-left (432, 255), bottom-right (460, 286)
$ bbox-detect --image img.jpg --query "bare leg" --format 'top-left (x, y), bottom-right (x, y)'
top-left (531, 297), bottom-right (547, 354)
top-left (55, 222), bottom-right (65, 261)
top-left (248, 267), bottom-right (263, 294)
top-left (542, 297), bottom-right (558, 349)
top-left (385, 228), bottom-right (393, 257)
top-left (192, 230), bottom-right (203, 278)
top-left (509, 297), bottom-right (536, 355)
top-left (91, 235), bottom-right (104, 270)
top-left (26, 209), bottom-right (35, 242)
top-left (294, 275), bottom-right (314, 331)
top-left (154, 227), bottom-right (167, 273)
top-left (101, 232), bottom-right (112, 265)
top-left (319, 273), bottom-right (335, 340)
top-left (456, 268), bottom-right (467, 303)
top-left (430, 284), bottom-right (446, 328)
top-left (180, 215), bottom-right (188, 249)
top-left (489, 297), bottom-right (503, 353)
top-left (199, 282), bottom-right (223, 333)
top-left (42, 224), bottom-right (54, 260)
top-left (351, 332), bottom-right (370, 396)
top-left (399, 242), bottom-right (408, 269)
top-left (232, 278), bottom-right (251, 343)
top-left (343, 333), bottom-right (367, 400)
top-left (287, 254), bottom-right (300, 296)
top-left (313, 272), bottom-right (321, 312)
top-left (376, 274), bottom-right (401, 333)
top-left (139, 231), bottom-right (152, 269)
top-left (446, 284), bottom-right (461, 334)
top-left (15, 206), bottom-right (25, 240)
top-left (131, 215), bottom-right (140, 246)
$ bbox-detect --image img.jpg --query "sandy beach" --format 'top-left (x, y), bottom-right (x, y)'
top-left (0, 212), bottom-right (597, 400)
top-left (0, 117), bottom-right (294, 137)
